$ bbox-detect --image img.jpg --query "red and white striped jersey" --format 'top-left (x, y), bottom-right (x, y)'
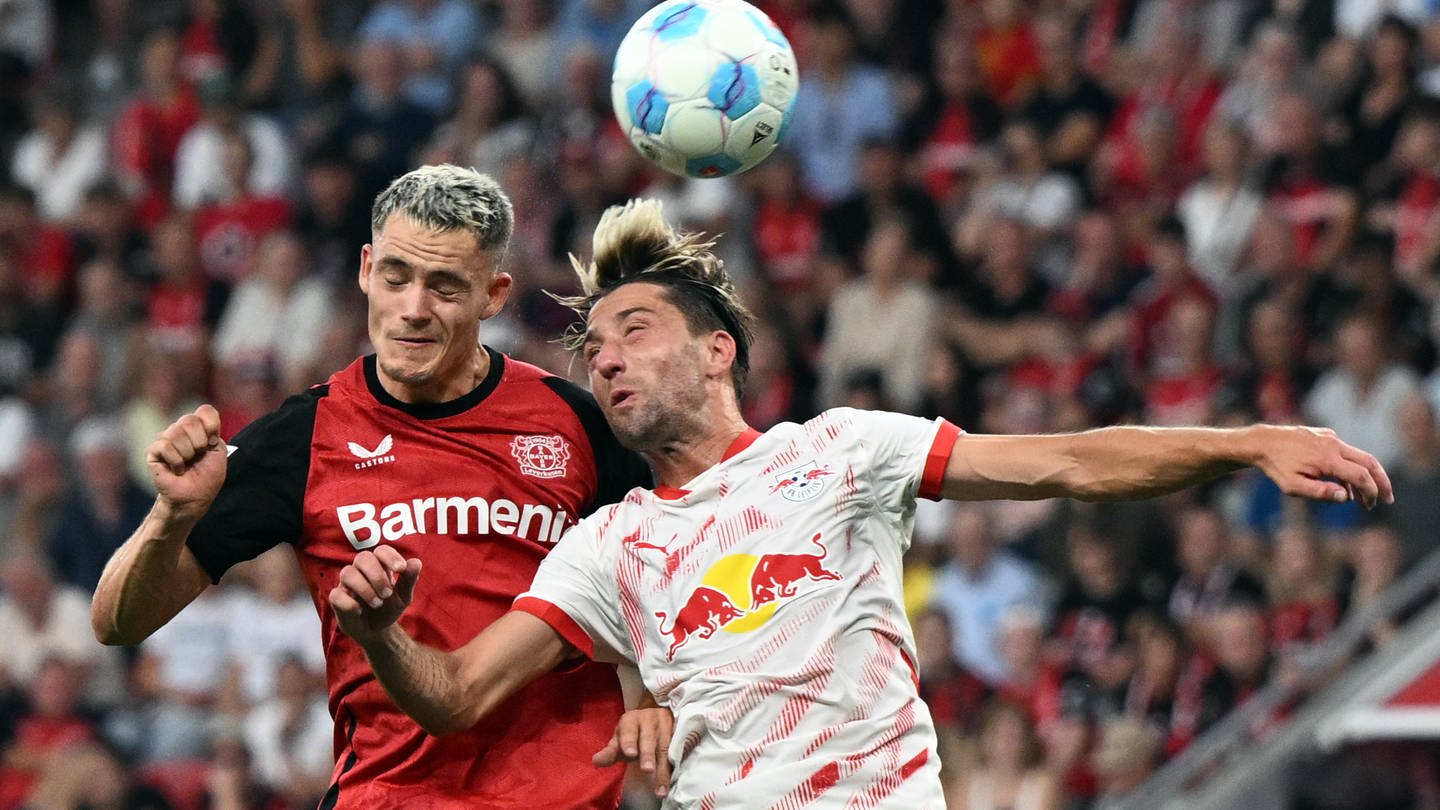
top-left (517, 408), bottom-right (962, 808)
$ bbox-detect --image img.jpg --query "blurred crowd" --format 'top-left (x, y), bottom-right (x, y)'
top-left (4, 0), bottom-right (1440, 808)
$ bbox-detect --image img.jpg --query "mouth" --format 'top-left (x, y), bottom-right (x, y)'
top-left (392, 335), bottom-right (436, 348)
top-left (609, 389), bottom-right (636, 408)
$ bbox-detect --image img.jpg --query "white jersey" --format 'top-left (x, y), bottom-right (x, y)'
top-left (517, 408), bottom-right (961, 808)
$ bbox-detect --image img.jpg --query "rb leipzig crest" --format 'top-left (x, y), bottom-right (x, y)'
top-left (769, 461), bottom-right (834, 502)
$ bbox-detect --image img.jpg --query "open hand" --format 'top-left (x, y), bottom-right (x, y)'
top-left (593, 706), bottom-right (674, 798)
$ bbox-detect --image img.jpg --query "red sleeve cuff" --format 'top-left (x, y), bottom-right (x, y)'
top-left (919, 419), bottom-right (962, 501)
top-left (513, 596), bottom-right (595, 660)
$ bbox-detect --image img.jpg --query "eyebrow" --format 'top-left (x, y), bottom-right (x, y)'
top-left (583, 306), bottom-right (656, 345)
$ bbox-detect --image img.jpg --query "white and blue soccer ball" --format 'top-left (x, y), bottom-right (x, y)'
top-left (611, 0), bottom-right (800, 179)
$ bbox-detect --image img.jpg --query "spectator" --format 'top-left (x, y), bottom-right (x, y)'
top-left (1128, 217), bottom-right (1219, 383)
top-left (10, 80), bottom-right (111, 225)
top-left (0, 439), bottom-right (65, 556)
top-left (0, 658), bottom-right (98, 809)
top-left (1333, 15), bottom-right (1420, 172)
top-left (1257, 91), bottom-right (1360, 272)
top-left (422, 57), bottom-right (534, 181)
top-left (192, 128), bottom-right (293, 284)
top-left (1342, 522), bottom-right (1405, 648)
top-left (956, 121), bottom-right (1082, 282)
top-left (821, 138), bottom-right (957, 285)
top-left (1218, 297), bottom-right (1313, 425)
top-left (1217, 22), bottom-right (1306, 143)
top-left (1366, 104), bottom-right (1440, 284)
top-left (0, 551), bottom-right (123, 705)
top-left (1177, 120), bottom-right (1264, 295)
top-left (818, 216), bottom-right (938, 410)
top-left (1168, 506), bottom-right (1267, 649)
top-left (1182, 600), bottom-right (1278, 738)
top-left (130, 585), bottom-right (237, 764)
top-left (144, 214), bottom-right (225, 368)
top-left (357, 0), bottom-right (484, 114)
top-left (1050, 525), bottom-right (1153, 687)
top-left (1386, 392), bottom-right (1440, 565)
top-left (63, 258), bottom-right (145, 414)
top-left (172, 73), bottom-right (296, 210)
top-left (971, 0), bottom-right (1042, 110)
top-left (555, 0), bottom-right (652, 59)
top-left (1090, 717), bottom-right (1163, 809)
top-left (24, 740), bottom-right (173, 810)
top-left (489, 0), bottom-right (561, 115)
top-left (1305, 312), bottom-right (1420, 467)
top-left (241, 655), bottom-right (331, 805)
top-left (1020, 13), bottom-right (1114, 177)
top-left (1120, 612), bottom-right (1190, 757)
top-left (122, 349), bottom-right (203, 494)
top-left (947, 699), bottom-right (1061, 810)
top-left (0, 183), bottom-right (78, 309)
top-left (907, 33), bottom-right (1003, 214)
top-left (785, 6), bottom-right (898, 202)
top-left (330, 39), bottom-right (437, 204)
top-left (46, 416), bottom-right (152, 593)
top-left (931, 504), bottom-right (1045, 685)
top-left (70, 181), bottom-right (152, 284)
top-left (1144, 295), bottom-right (1225, 426)
top-left (112, 28), bottom-right (202, 230)
top-left (749, 150), bottom-right (825, 307)
top-left (211, 230), bottom-right (331, 390)
top-left (226, 548), bottom-right (324, 705)
top-left (291, 142), bottom-right (371, 285)
top-left (1265, 522), bottom-right (1343, 653)
top-left (915, 607), bottom-right (992, 740)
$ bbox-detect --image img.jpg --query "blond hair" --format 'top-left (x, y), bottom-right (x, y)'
top-left (556, 199), bottom-right (757, 396)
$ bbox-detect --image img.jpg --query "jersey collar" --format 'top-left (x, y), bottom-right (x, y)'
top-left (652, 426), bottom-right (761, 501)
top-left (364, 347), bottom-right (506, 419)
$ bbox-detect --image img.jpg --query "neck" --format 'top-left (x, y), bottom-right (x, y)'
top-left (642, 408), bottom-right (750, 488)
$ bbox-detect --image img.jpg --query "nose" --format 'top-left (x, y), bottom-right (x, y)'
top-left (398, 283), bottom-right (433, 326)
top-left (592, 339), bottom-right (623, 379)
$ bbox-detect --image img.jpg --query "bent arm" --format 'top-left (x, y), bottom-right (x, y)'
top-left (940, 423), bottom-right (1391, 506)
top-left (359, 611), bottom-right (576, 737)
top-left (92, 499), bottom-right (213, 646)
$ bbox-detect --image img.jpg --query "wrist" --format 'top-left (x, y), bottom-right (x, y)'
top-left (149, 497), bottom-right (208, 539)
top-left (1224, 424), bottom-right (1269, 469)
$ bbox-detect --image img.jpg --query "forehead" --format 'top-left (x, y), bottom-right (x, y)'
top-left (374, 214), bottom-right (487, 272)
top-left (587, 282), bottom-right (681, 325)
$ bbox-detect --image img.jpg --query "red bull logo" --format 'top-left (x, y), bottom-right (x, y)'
top-left (648, 532), bottom-right (843, 659)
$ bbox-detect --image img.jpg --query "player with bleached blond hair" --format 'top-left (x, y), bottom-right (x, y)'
top-left (330, 198), bottom-right (1392, 808)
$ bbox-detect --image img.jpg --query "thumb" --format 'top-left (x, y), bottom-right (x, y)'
top-left (394, 558), bottom-right (423, 604)
top-left (592, 736), bottom-right (621, 767)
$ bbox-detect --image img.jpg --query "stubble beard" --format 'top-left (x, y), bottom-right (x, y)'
top-left (610, 369), bottom-right (710, 454)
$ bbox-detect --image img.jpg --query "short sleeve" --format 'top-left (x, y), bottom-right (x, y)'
top-left (514, 514), bottom-right (633, 666)
top-left (843, 408), bottom-right (961, 506)
top-left (186, 389), bottom-right (322, 583)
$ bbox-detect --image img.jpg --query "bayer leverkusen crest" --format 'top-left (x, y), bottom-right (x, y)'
top-left (769, 461), bottom-right (834, 502)
top-left (510, 435), bottom-right (571, 479)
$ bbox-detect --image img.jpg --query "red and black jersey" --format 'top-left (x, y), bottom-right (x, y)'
top-left (186, 349), bottom-right (651, 809)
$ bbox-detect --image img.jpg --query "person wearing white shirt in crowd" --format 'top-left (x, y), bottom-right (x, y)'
top-left (1305, 312), bottom-right (1421, 468)
top-left (226, 547), bottom-right (324, 705)
top-left (10, 85), bottom-right (109, 225)
top-left (211, 230), bottom-right (333, 392)
top-left (172, 75), bottom-right (294, 210)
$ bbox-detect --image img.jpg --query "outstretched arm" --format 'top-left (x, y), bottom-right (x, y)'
top-left (940, 424), bottom-right (1393, 507)
top-left (329, 545), bottom-right (576, 736)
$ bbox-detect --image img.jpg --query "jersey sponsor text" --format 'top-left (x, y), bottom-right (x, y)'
top-left (336, 496), bottom-right (570, 548)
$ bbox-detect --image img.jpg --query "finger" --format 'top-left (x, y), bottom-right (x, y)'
top-left (1291, 475), bottom-right (1349, 503)
top-left (373, 543), bottom-right (409, 573)
top-left (617, 716), bottom-right (639, 759)
top-left (148, 441), bottom-right (187, 475)
top-left (651, 713), bottom-right (673, 795)
top-left (638, 716), bottom-right (656, 773)
top-left (338, 565), bottom-right (384, 609)
top-left (352, 552), bottom-right (396, 600)
top-left (394, 559), bottom-right (422, 604)
top-left (194, 403), bottom-right (222, 440)
top-left (1341, 444), bottom-right (1394, 505)
top-left (178, 416), bottom-right (213, 459)
top-left (328, 585), bottom-right (363, 617)
top-left (1329, 458), bottom-right (1379, 509)
top-left (591, 736), bottom-right (620, 767)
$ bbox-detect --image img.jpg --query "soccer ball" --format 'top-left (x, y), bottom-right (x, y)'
top-left (611, 0), bottom-right (800, 179)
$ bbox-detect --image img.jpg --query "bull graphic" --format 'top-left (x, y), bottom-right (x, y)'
top-left (749, 532), bottom-right (842, 606)
top-left (655, 586), bottom-right (745, 659)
